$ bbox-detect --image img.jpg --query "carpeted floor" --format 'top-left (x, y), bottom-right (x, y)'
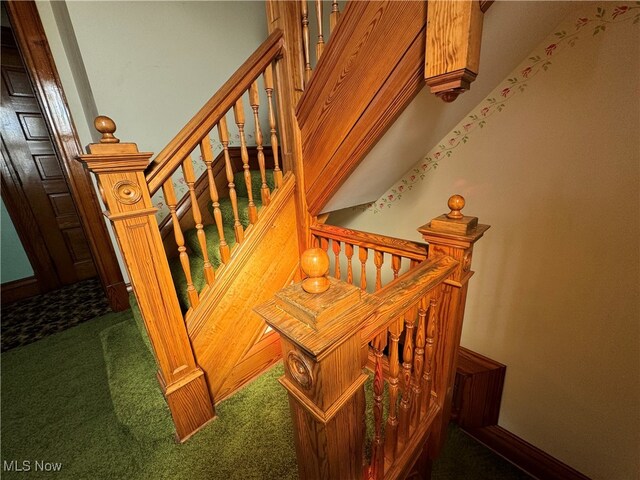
top-left (1, 277), bottom-right (111, 352)
top-left (0, 310), bottom-right (532, 479)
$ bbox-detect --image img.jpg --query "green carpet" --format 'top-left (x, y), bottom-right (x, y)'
top-left (1, 311), bottom-right (530, 479)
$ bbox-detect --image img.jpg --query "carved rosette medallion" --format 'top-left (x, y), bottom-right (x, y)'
top-left (462, 251), bottom-right (472, 273)
top-left (287, 351), bottom-right (313, 390)
top-left (113, 180), bottom-right (142, 205)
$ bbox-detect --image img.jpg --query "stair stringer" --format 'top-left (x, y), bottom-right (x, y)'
top-left (296, 1), bottom-right (427, 215)
top-left (186, 172), bottom-right (299, 404)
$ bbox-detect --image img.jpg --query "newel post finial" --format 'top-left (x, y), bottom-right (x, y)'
top-left (94, 115), bottom-right (120, 144)
top-left (300, 247), bottom-right (330, 293)
top-left (446, 194), bottom-right (465, 219)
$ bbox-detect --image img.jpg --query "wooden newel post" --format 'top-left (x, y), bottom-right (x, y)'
top-left (255, 248), bottom-right (381, 480)
top-left (417, 195), bottom-right (489, 455)
top-left (78, 116), bottom-right (215, 441)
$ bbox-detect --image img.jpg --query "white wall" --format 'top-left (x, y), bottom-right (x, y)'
top-left (36, 1), bottom-right (268, 281)
top-left (330, 4), bottom-right (639, 479)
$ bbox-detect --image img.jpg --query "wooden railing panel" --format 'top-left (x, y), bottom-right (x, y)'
top-left (297, 1), bottom-right (427, 215)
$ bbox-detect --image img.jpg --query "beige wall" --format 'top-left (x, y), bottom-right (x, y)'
top-left (331, 4), bottom-right (639, 479)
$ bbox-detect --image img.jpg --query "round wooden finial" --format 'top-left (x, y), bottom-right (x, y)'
top-left (300, 248), bottom-right (330, 294)
top-left (446, 194), bottom-right (465, 219)
top-left (94, 115), bottom-right (120, 143)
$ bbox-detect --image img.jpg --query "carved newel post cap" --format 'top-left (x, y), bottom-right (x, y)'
top-left (446, 194), bottom-right (465, 219)
top-left (300, 248), bottom-right (330, 294)
top-left (94, 115), bottom-right (120, 144)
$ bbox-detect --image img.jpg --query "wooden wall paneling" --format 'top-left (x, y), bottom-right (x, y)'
top-left (188, 174), bottom-right (300, 402)
top-left (296, 1), bottom-right (428, 215)
top-left (452, 346), bottom-right (505, 428)
top-left (5, 1), bottom-right (128, 310)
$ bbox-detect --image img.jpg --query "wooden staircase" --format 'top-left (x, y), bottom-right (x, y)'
top-left (78, 1), bottom-right (492, 478)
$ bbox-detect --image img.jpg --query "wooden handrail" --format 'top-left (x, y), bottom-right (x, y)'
top-left (310, 223), bottom-right (427, 261)
top-left (361, 255), bottom-right (458, 346)
top-left (145, 29), bottom-right (284, 195)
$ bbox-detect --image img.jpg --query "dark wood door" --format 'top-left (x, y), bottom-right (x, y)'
top-left (0, 27), bottom-right (96, 286)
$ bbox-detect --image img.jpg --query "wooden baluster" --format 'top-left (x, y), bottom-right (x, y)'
top-left (359, 246), bottom-right (368, 291)
top-left (233, 98), bottom-right (258, 224)
top-left (398, 308), bottom-right (415, 443)
top-left (384, 317), bottom-right (402, 462)
top-left (332, 239), bottom-right (341, 279)
top-left (345, 243), bottom-right (354, 284)
top-left (217, 117), bottom-right (244, 243)
top-left (422, 291), bottom-right (439, 415)
top-left (330, 0), bottom-right (340, 32)
top-left (410, 295), bottom-right (428, 427)
top-left (410, 259), bottom-right (419, 270)
top-left (249, 81), bottom-right (271, 206)
top-left (263, 64), bottom-right (282, 188)
top-left (319, 236), bottom-right (329, 254)
top-left (391, 255), bottom-right (401, 280)
top-left (315, 0), bottom-right (325, 61)
top-left (374, 250), bottom-right (384, 291)
top-left (369, 332), bottom-right (386, 480)
top-left (163, 179), bottom-right (199, 309)
top-left (300, 0), bottom-right (312, 83)
top-left (181, 155), bottom-right (215, 285)
top-left (200, 136), bottom-right (230, 265)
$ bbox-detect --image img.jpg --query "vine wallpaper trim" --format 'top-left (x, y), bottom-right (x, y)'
top-left (360, 3), bottom-right (639, 215)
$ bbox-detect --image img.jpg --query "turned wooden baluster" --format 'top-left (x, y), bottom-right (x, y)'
top-left (249, 81), bottom-right (271, 206)
top-left (217, 118), bottom-right (244, 242)
top-left (233, 98), bottom-right (258, 224)
top-left (163, 179), bottom-right (199, 308)
top-left (422, 291), bottom-right (439, 414)
top-left (319, 236), bottom-right (329, 254)
top-left (374, 250), bottom-right (384, 291)
top-left (410, 295), bottom-right (428, 427)
top-left (330, 0), bottom-right (340, 32)
top-left (315, 0), bottom-right (325, 60)
top-left (384, 316), bottom-right (403, 462)
top-left (345, 242), bottom-right (354, 284)
top-left (332, 239), bottom-right (341, 279)
top-left (391, 254), bottom-right (401, 280)
top-left (182, 156), bottom-right (215, 285)
top-left (200, 136), bottom-right (230, 264)
top-left (369, 332), bottom-right (386, 480)
top-left (398, 307), bottom-right (415, 443)
top-left (300, 0), bottom-right (312, 83)
top-left (359, 246), bottom-right (368, 291)
top-left (263, 64), bottom-right (282, 188)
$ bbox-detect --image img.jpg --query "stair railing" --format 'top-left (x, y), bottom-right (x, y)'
top-left (77, 28), bottom-right (294, 441)
top-left (256, 196), bottom-right (489, 479)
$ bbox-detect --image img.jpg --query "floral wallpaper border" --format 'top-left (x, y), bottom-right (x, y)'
top-left (362, 3), bottom-right (639, 214)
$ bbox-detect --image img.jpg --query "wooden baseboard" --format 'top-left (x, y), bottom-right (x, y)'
top-left (104, 281), bottom-right (130, 312)
top-left (1, 276), bottom-right (40, 305)
top-left (464, 425), bottom-right (591, 480)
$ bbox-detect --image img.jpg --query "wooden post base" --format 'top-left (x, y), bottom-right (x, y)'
top-left (160, 369), bottom-right (216, 442)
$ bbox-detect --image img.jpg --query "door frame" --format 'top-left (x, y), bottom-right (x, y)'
top-left (2, 1), bottom-right (129, 310)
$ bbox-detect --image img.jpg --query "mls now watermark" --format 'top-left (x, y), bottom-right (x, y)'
top-left (3, 460), bottom-right (63, 473)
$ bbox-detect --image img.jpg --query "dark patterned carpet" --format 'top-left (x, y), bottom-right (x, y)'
top-left (1, 277), bottom-right (112, 352)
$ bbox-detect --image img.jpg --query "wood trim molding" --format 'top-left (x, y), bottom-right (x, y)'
top-left (1, 276), bottom-right (40, 305)
top-left (465, 425), bottom-right (591, 480)
top-left (5, 1), bottom-right (128, 311)
top-left (450, 347), bottom-right (590, 480)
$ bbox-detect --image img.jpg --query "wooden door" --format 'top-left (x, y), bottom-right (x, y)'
top-left (0, 27), bottom-right (96, 287)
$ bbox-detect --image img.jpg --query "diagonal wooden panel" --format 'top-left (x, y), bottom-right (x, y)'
top-left (188, 175), bottom-right (299, 402)
top-left (297, 1), bottom-right (427, 215)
